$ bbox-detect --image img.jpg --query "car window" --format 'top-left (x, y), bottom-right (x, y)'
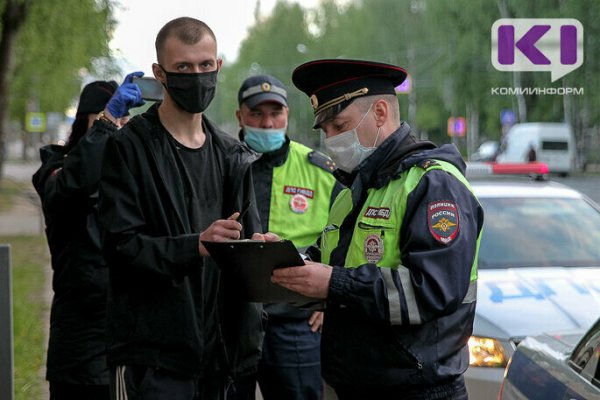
top-left (477, 197), bottom-right (600, 268)
top-left (569, 319), bottom-right (600, 388)
top-left (541, 140), bottom-right (569, 151)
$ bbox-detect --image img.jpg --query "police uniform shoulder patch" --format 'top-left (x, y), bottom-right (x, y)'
top-left (427, 200), bottom-right (459, 245)
top-left (308, 150), bottom-right (336, 173)
top-left (417, 159), bottom-right (440, 170)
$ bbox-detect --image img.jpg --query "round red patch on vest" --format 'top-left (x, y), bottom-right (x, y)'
top-left (290, 194), bottom-right (309, 214)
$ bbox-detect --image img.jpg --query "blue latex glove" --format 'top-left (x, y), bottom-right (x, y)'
top-left (106, 71), bottom-right (145, 118)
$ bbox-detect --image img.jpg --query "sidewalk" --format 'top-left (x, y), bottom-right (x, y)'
top-left (0, 160), bottom-right (50, 399)
top-left (0, 160), bottom-right (44, 236)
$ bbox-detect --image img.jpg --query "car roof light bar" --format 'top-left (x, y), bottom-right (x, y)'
top-left (466, 162), bottom-right (549, 179)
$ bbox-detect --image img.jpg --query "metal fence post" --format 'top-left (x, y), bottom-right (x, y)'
top-left (0, 244), bottom-right (14, 400)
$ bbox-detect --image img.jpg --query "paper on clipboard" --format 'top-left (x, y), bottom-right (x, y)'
top-left (202, 239), bottom-right (316, 303)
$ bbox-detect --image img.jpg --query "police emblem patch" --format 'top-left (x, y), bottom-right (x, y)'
top-left (364, 234), bottom-right (384, 263)
top-left (290, 194), bottom-right (309, 214)
top-left (427, 201), bottom-right (459, 245)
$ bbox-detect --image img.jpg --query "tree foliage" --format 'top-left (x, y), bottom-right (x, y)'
top-left (10, 0), bottom-right (116, 120)
top-left (212, 1), bottom-right (316, 144)
top-left (210, 0), bottom-right (599, 163)
top-left (0, 0), bottom-right (116, 183)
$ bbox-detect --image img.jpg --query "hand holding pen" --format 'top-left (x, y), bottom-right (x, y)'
top-left (198, 202), bottom-right (250, 256)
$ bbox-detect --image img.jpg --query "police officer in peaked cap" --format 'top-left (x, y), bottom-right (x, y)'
top-left (270, 59), bottom-right (484, 399)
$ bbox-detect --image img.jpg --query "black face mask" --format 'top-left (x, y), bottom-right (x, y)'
top-left (159, 66), bottom-right (218, 113)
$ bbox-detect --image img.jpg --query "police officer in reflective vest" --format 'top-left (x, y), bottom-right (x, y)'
top-left (271, 59), bottom-right (484, 399)
top-left (236, 74), bottom-right (342, 400)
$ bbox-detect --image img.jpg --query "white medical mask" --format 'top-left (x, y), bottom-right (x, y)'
top-left (243, 124), bottom-right (287, 153)
top-left (323, 105), bottom-right (380, 173)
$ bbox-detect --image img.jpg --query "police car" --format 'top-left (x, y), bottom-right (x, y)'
top-left (463, 162), bottom-right (600, 399)
top-left (499, 316), bottom-right (600, 399)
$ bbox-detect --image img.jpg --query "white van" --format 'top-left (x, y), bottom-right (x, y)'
top-left (496, 122), bottom-right (575, 176)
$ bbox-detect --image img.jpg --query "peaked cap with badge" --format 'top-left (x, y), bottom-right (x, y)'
top-left (292, 59), bottom-right (407, 128)
top-left (238, 74), bottom-right (288, 108)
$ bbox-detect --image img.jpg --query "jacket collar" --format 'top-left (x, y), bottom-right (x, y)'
top-left (255, 136), bottom-right (290, 168)
top-left (237, 128), bottom-right (290, 168)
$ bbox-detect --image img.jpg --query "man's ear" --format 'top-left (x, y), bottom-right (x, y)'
top-left (152, 63), bottom-right (165, 82)
top-left (373, 99), bottom-right (388, 127)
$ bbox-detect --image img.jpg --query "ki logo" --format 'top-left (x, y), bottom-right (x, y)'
top-left (491, 19), bottom-right (583, 82)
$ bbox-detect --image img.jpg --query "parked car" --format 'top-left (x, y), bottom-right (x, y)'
top-left (464, 163), bottom-right (600, 399)
top-left (499, 316), bottom-right (600, 399)
top-left (471, 140), bottom-right (500, 162)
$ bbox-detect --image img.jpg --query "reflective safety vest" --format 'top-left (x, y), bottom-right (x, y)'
top-left (321, 159), bottom-right (479, 283)
top-left (268, 141), bottom-right (337, 249)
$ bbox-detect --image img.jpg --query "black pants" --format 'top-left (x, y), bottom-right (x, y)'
top-left (257, 364), bottom-right (322, 400)
top-left (109, 365), bottom-right (256, 400)
top-left (333, 376), bottom-right (469, 400)
top-left (49, 381), bottom-right (110, 400)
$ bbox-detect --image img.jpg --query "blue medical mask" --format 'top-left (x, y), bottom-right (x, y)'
top-left (243, 125), bottom-right (287, 153)
top-left (323, 104), bottom-right (380, 173)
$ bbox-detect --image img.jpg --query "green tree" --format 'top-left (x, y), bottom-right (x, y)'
top-left (0, 0), bottom-right (30, 184)
top-left (217, 0), bottom-right (599, 163)
top-left (495, 0), bottom-right (600, 165)
top-left (424, 0), bottom-right (508, 154)
top-left (211, 1), bottom-right (316, 145)
top-left (0, 0), bottom-right (116, 182)
top-left (215, 0), bottom-right (401, 144)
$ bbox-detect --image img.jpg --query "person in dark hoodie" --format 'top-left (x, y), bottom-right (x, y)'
top-left (32, 76), bottom-right (144, 400)
top-left (97, 17), bottom-right (267, 400)
top-left (271, 59), bottom-right (485, 400)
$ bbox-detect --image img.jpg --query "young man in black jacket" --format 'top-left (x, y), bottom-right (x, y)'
top-left (98, 17), bottom-right (267, 400)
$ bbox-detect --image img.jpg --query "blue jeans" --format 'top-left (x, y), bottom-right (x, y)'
top-left (257, 317), bottom-right (323, 400)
